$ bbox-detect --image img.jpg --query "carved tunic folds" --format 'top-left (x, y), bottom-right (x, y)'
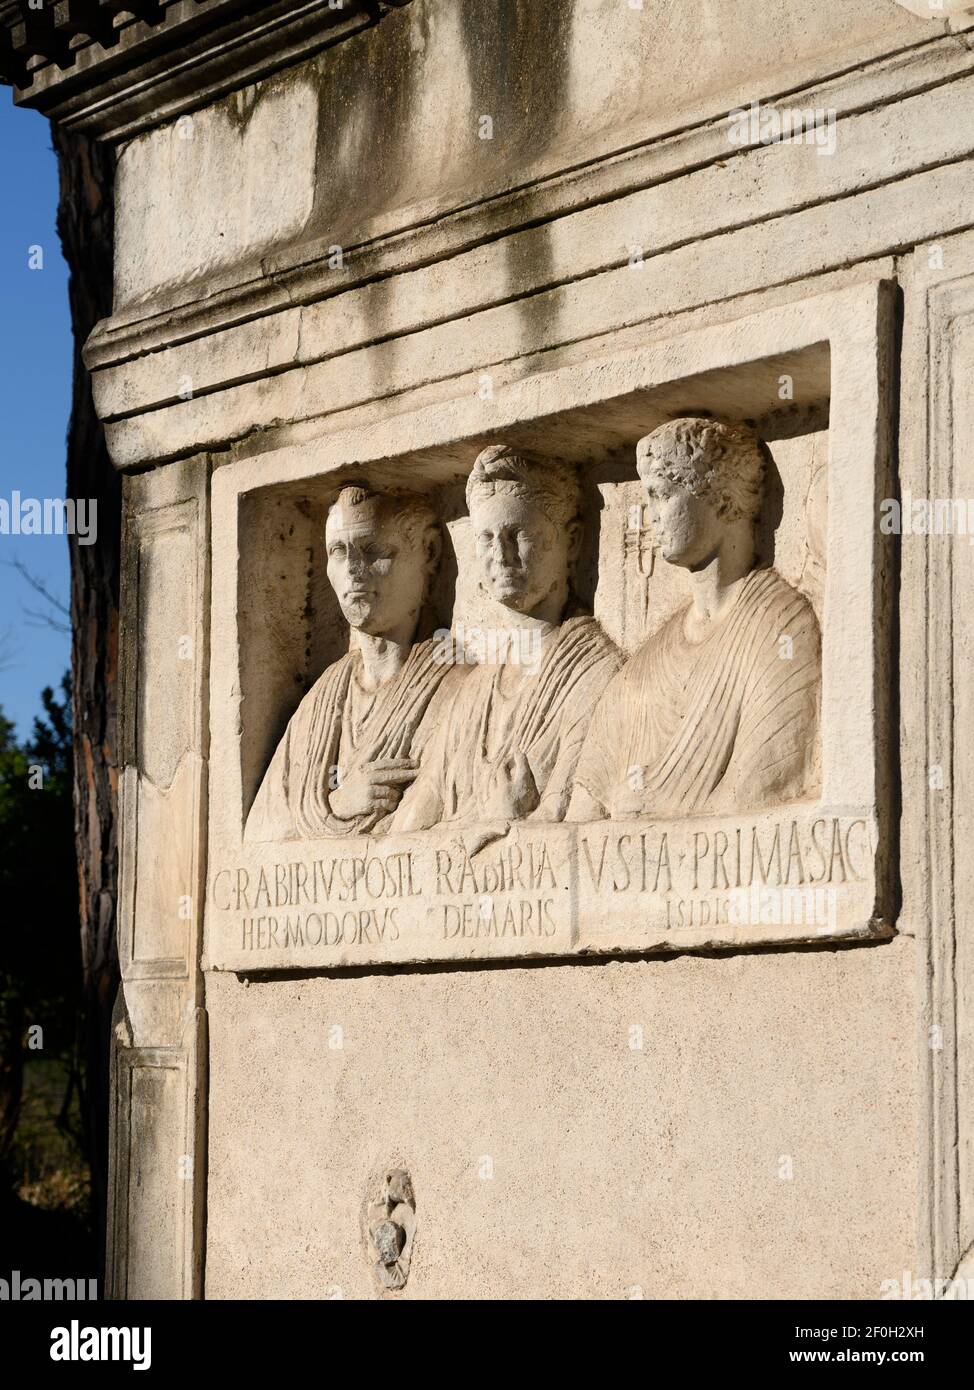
top-left (572, 568), bottom-right (821, 818)
top-left (393, 614), bottom-right (621, 829)
top-left (245, 639), bottom-right (453, 841)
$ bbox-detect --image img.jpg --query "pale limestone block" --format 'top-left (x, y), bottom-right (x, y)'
top-left (49, 0), bottom-right (972, 1305)
top-left (113, 74), bottom-right (318, 308)
top-left (203, 937), bottom-right (917, 1299)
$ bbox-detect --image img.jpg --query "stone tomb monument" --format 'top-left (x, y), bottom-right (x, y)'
top-left (9, 0), bottom-right (973, 1301)
top-left (125, 273), bottom-right (905, 1298)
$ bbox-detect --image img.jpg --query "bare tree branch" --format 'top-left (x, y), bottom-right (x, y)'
top-left (24, 608), bottom-right (72, 635)
top-left (5, 558), bottom-right (71, 633)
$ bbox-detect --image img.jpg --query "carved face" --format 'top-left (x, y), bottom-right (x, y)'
top-left (640, 466), bottom-right (722, 569)
top-left (325, 509), bottom-right (430, 637)
top-left (469, 490), bottom-right (574, 615)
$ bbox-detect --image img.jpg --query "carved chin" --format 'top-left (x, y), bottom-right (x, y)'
top-left (342, 598), bottom-right (376, 627)
top-left (491, 585), bottom-right (533, 611)
top-left (659, 537), bottom-right (690, 563)
top-left (486, 574), bottom-right (527, 599)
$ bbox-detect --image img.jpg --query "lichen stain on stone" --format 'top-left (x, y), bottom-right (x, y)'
top-left (222, 67), bottom-right (315, 135)
top-left (298, 0), bottom-right (579, 370)
top-left (308, 7), bottom-right (419, 243)
top-left (305, 0), bottom-right (575, 242)
top-left (455, 0), bottom-right (574, 165)
top-left (454, 1), bottom-right (575, 358)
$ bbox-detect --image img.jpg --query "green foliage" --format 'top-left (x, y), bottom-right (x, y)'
top-left (0, 673), bottom-right (79, 1045)
top-left (1, 674), bottom-right (86, 1216)
top-left (12, 1055), bottom-right (90, 1220)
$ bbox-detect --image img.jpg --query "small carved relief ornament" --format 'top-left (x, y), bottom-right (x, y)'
top-left (367, 1169), bottom-right (417, 1291)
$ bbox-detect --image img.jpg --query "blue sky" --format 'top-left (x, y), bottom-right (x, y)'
top-left (0, 95), bottom-right (73, 740)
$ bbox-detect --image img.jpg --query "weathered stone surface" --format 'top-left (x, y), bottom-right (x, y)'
top-left (204, 937), bottom-right (917, 1299)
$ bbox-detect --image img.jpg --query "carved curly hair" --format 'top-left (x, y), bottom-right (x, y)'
top-left (636, 417), bottom-right (766, 524)
top-left (466, 444), bottom-right (581, 528)
top-left (327, 484), bottom-right (440, 553)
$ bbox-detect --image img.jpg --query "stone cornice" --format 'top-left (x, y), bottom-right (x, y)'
top-left (0, 0), bottom-right (411, 141)
top-left (84, 27), bottom-right (974, 377)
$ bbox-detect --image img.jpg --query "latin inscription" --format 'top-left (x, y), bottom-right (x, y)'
top-left (205, 813), bottom-right (877, 968)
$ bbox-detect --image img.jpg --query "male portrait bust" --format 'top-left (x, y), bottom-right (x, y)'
top-left (391, 444), bottom-right (621, 830)
top-left (569, 416), bottom-right (821, 821)
top-left (245, 484), bottom-right (452, 840)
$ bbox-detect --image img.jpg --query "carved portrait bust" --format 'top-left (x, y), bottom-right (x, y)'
top-left (245, 485), bottom-right (450, 841)
top-left (569, 416), bottom-right (821, 820)
top-left (391, 444), bottom-right (620, 831)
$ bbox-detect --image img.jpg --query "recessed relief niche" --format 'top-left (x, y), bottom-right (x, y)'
top-left (240, 420), bottom-right (826, 841)
top-left (206, 332), bottom-right (888, 971)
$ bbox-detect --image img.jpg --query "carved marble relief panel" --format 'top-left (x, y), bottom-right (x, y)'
top-left (204, 282), bottom-right (892, 971)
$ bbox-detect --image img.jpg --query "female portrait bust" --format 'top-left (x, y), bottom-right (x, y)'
top-left (569, 416), bottom-right (821, 821)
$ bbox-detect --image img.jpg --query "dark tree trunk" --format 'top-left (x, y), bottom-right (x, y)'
top-left (0, 995), bottom-right (24, 1162)
top-left (52, 126), bottom-right (119, 1276)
